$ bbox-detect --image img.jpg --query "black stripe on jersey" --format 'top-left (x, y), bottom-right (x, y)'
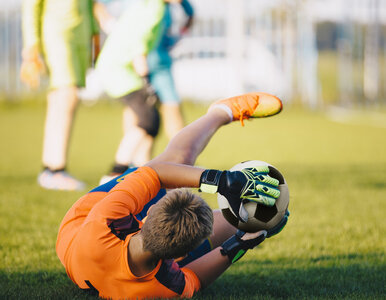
top-left (83, 280), bottom-right (99, 296)
top-left (155, 259), bottom-right (186, 295)
top-left (107, 215), bottom-right (140, 240)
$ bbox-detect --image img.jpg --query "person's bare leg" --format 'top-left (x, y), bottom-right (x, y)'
top-left (42, 86), bottom-right (78, 169)
top-left (131, 134), bottom-right (153, 166)
top-left (147, 92), bottom-right (282, 187)
top-left (160, 103), bottom-right (184, 140)
top-left (152, 107), bottom-right (230, 166)
top-left (150, 92), bottom-right (283, 169)
top-left (115, 106), bottom-right (147, 166)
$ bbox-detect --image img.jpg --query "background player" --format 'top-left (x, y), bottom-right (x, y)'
top-left (147, 0), bottom-right (194, 139)
top-left (21, 0), bottom-right (99, 190)
top-left (56, 92), bottom-right (286, 299)
top-left (95, 0), bottom-right (170, 183)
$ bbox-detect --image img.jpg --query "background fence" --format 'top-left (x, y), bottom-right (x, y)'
top-left (0, 0), bottom-right (385, 107)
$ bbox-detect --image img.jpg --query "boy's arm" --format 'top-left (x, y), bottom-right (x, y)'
top-left (180, 0), bottom-right (194, 34)
top-left (132, 54), bottom-right (149, 77)
top-left (21, 0), bottom-right (45, 89)
top-left (147, 160), bottom-right (280, 224)
top-left (181, 0), bottom-right (194, 17)
top-left (90, 167), bottom-right (161, 219)
top-left (184, 248), bottom-right (230, 289)
top-left (184, 231), bottom-right (267, 289)
top-left (93, 1), bottom-right (116, 34)
top-left (146, 162), bottom-right (204, 189)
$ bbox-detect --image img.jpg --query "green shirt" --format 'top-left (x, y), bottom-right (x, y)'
top-left (22, 0), bottom-right (98, 50)
top-left (96, 0), bottom-right (165, 98)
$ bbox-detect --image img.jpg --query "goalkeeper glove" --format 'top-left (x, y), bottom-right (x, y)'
top-left (220, 230), bottom-right (266, 264)
top-left (199, 166), bottom-right (280, 222)
top-left (266, 210), bottom-right (290, 238)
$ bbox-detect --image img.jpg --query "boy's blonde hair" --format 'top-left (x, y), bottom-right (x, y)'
top-left (141, 189), bottom-right (213, 259)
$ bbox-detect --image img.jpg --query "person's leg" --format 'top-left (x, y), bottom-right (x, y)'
top-left (114, 106), bottom-right (149, 166)
top-left (116, 88), bottom-right (160, 166)
top-left (131, 133), bottom-right (153, 167)
top-left (153, 92), bottom-right (282, 167)
top-left (150, 67), bottom-right (184, 139)
top-left (100, 89), bottom-right (160, 184)
top-left (151, 107), bottom-right (231, 167)
top-left (99, 106), bottom-right (150, 185)
top-left (42, 86), bottom-right (78, 170)
top-left (160, 103), bottom-right (184, 139)
top-left (39, 30), bottom-right (90, 190)
top-left (38, 86), bottom-right (85, 191)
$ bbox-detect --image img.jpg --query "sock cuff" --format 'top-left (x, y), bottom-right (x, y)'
top-left (210, 104), bottom-right (233, 122)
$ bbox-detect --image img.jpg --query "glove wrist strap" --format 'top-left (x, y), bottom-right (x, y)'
top-left (199, 169), bottom-right (223, 194)
top-left (220, 231), bottom-right (247, 264)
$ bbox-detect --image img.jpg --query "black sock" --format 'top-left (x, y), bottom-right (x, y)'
top-left (43, 166), bottom-right (66, 173)
top-left (111, 164), bottom-right (129, 174)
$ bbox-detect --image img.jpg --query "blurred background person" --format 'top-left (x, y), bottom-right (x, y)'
top-left (20, 0), bottom-right (99, 190)
top-left (147, 0), bottom-right (194, 139)
top-left (91, 0), bottom-right (194, 140)
top-left (95, 0), bottom-right (175, 184)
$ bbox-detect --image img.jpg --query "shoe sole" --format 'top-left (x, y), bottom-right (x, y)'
top-left (251, 92), bottom-right (283, 118)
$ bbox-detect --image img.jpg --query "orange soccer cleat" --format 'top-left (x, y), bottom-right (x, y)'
top-left (210, 92), bottom-right (283, 126)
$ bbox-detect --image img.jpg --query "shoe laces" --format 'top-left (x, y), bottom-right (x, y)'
top-left (232, 102), bottom-right (251, 127)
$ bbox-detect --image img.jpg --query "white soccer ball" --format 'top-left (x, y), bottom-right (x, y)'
top-left (218, 160), bottom-right (290, 233)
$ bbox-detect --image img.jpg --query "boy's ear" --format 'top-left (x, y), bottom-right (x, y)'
top-left (147, 204), bottom-right (155, 215)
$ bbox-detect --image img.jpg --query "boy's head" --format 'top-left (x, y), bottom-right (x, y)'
top-left (141, 189), bottom-right (213, 260)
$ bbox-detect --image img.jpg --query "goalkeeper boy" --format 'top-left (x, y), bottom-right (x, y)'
top-left (56, 92), bottom-right (287, 299)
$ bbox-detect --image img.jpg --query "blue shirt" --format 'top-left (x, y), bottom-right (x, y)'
top-left (147, 0), bottom-right (194, 70)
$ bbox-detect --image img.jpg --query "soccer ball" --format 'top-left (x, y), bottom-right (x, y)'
top-left (218, 160), bottom-right (289, 233)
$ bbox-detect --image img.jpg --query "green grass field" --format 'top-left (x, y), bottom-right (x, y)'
top-left (0, 100), bottom-right (385, 299)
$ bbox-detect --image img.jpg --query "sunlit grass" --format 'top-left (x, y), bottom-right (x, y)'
top-left (0, 100), bottom-right (385, 299)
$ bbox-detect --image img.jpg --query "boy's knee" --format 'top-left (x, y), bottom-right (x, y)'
top-left (137, 107), bottom-right (160, 137)
top-left (170, 150), bottom-right (195, 165)
top-left (122, 88), bottom-right (160, 137)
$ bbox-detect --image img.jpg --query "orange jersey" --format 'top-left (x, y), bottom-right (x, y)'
top-left (56, 167), bottom-right (201, 299)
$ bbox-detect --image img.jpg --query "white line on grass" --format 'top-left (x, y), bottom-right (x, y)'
top-left (326, 105), bottom-right (386, 129)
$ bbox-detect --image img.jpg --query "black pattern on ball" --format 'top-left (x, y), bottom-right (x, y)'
top-left (254, 203), bottom-right (278, 222)
top-left (222, 208), bottom-right (239, 227)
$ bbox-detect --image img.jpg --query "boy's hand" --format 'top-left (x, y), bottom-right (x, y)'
top-left (221, 230), bottom-right (266, 263)
top-left (20, 45), bottom-right (45, 89)
top-left (180, 16), bottom-right (193, 35)
top-left (199, 166), bottom-right (280, 222)
top-left (132, 54), bottom-right (149, 77)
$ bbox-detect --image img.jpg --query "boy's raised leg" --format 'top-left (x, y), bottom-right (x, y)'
top-left (152, 92), bottom-right (283, 166)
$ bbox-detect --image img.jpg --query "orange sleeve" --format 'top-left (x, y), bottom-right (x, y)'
top-left (89, 166), bottom-right (161, 221)
top-left (180, 267), bottom-right (201, 298)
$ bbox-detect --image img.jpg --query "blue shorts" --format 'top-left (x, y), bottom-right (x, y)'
top-left (149, 67), bottom-right (180, 104)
